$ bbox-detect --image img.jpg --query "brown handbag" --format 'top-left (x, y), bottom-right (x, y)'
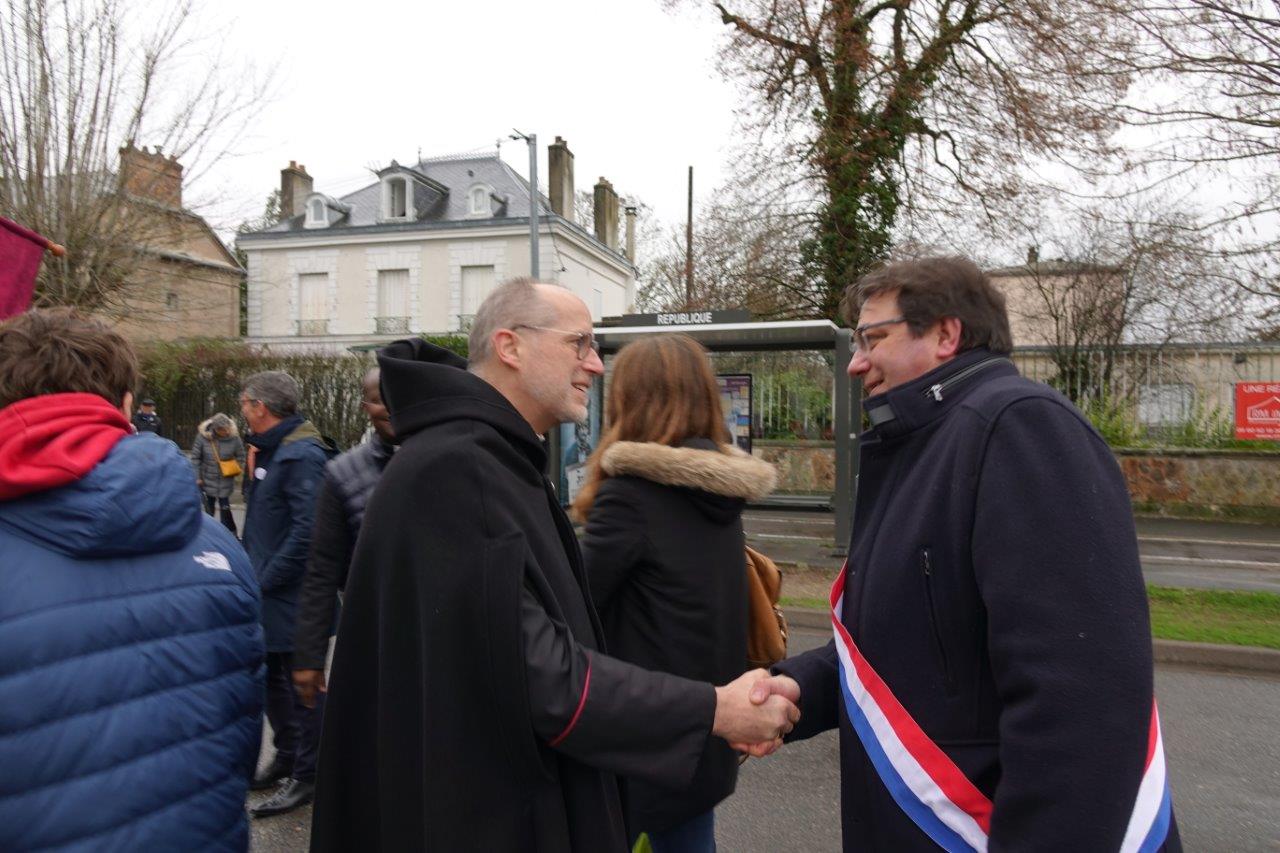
top-left (745, 545), bottom-right (788, 669)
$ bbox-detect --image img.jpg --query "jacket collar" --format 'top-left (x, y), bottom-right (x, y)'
top-left (378, 338), bottom-right (546, 473)
top-left (601, 439), bottom-right (777, 501)
top-left (862, 348), bottom-right (1016, 441)
top-left (245, 414), bottom-right (305, 453)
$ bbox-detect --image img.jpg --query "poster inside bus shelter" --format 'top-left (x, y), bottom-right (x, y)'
top-left (717, 374), bottom-right (753, 453)
top-left (560, 385), bottom-right (602, 504)
top-left (1235, 382), bottom-right (1280, 440)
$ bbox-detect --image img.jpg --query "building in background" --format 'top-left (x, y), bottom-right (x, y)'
top-left (108, 145), bottom-right (243, 340)
top-left (236, 137), bottom-right (637, 353)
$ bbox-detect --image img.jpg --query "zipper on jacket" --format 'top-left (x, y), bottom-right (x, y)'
top-left (924, 357), bottom-right (1010, 402)
top-left (921, 548), bottom-right (957, 695)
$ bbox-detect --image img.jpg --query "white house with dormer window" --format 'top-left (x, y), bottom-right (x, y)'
top-left (238, 141), bottom-right (636, 352)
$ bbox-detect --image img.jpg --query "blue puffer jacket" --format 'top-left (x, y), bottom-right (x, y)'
top-left (0, 432), bottom-right (264, 852)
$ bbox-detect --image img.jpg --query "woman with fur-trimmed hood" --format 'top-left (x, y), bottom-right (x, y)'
top-left (189, 412), bottom-right (246, 534)
top-left (574, 333), bottom-right (777, 852)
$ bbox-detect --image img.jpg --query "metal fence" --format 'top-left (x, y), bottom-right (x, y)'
top-left (705, 342), bottom-right (1280, 447)
top-left (708, 351), bottom-right (836, 440)
top-left (1009, 343), bottom-right (1280, 445)
top-left (145, 352), bottom-right (375, 453)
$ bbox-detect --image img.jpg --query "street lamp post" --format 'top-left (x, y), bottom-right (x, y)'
top-left (510, 129), bottom-right (539, 278)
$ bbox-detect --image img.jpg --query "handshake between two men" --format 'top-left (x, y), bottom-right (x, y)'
top-left (712, 669), bottom-right (803, 757)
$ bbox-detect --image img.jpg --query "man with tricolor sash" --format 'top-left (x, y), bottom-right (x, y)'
top-left (753, 257), bottom-right (1180, 851)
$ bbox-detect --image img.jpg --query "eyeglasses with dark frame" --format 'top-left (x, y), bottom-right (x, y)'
top-left (512, 325), bottom-right (600, 360)
top-left (852, 316), bottom-right (908, 352)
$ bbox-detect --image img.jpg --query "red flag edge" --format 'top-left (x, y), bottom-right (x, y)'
top-left (0, 216), bottom-right (65, 256)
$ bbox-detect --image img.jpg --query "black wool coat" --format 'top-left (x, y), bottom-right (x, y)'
top-left (580, 438), bottom-right (776, 834)
top-left (775, 348), bottom-right (1181, 852)
top-left (310, 340), bottom-right (716, 853)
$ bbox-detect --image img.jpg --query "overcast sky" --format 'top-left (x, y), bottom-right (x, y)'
top-left (197, 0), bottom-right (742, 234)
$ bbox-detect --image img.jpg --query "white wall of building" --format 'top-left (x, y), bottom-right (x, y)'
top-left (243, 223), bottom-right (634, 345)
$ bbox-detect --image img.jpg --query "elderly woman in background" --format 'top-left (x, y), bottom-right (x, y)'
top-left (190, 412), bottom-right (246, 534)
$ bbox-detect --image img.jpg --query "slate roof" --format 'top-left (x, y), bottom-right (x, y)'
top-left (241, 154), bottom-right (550, 237)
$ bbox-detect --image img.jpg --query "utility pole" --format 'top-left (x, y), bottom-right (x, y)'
top-left (685, 166), bottom-right (693, 309)
top-left (511, 129), bottom-right (539, 278)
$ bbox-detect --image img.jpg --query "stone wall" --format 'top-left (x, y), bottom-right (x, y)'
top-left (753, 440), bottom-right (836, 494)
top-left (755, 440), bottom-right (1280, 512)
top-left (1116, 449), bottom-right (1280, 513)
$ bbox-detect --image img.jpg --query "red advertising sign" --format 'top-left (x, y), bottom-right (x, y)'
top-left (1236, 383), bottom-right (1280, 440)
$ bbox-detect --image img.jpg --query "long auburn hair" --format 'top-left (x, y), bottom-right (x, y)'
top-left (571, 333), bottom-right (730, 521)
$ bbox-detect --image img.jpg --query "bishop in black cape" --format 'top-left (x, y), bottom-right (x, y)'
top-left (310, 340), bottom-right (718, 852)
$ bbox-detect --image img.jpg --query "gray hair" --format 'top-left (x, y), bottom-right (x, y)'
top-left (242, 370), bottom-right (300, 417)
top-left (467, 277), bottom-right (559, 369)
top-left (209, 412), bottom-right (233, 431)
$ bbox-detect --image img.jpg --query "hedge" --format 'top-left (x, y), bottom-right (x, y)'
top-left (136, 335), bottom-right (468, 450)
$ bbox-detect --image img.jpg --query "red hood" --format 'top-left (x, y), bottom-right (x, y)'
top-left (0, 392), bottom-right (132, 501)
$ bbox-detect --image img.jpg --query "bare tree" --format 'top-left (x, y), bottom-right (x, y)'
top-left (1103, 2), bottom-right (1280, 306)
top-left (637, 181), bottom-right (814, 318)
top-left (665, 0), bottom-right (1143, 320)
top-left (1008, 202), bottom-right (1250, 404)
top-left (0, 0), bottom-right (271, 313)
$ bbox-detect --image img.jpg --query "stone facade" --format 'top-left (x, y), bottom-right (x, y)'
top-left (106, 145), bottom-right (242, 341)
top-left (1118, 449), bottom-right (1280, 512)
top-left (756, 441), bottom-right (1280, 512)
top-left (753, 440), bottom-right (836, 494)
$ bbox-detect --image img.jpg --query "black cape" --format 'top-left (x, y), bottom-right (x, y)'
top-left (310, 340), bottom-right (716, 852)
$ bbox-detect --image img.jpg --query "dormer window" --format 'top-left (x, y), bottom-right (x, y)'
top-left (383, 176), bottom-right (410, 220)
top-left (306, 198), bottom-right (327, 228)
top-left (304, 192), bottom-right (350, 229)
top-left (468, 183), bottom-right (492, 217)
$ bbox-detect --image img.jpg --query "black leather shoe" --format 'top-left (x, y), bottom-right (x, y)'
top-left (250, 759), bottom-right (292, 791)
top-left (250, 778), bottom-right (314, 818)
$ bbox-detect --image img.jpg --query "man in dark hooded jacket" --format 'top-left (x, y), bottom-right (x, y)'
top-left (311, 278), bottom-right (799, 852)
top-left (292, 366), bottom-right (397, 708)
top-left (0, 308), bottom-right (263, 851)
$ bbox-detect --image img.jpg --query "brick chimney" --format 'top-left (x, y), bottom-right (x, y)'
top-left (593, 177), bottom-right (619, 251)
top-left (624, 204), bottom-right (637, 263)
top-left (280, 161), bottom-right (313, 221)
top-left (118, 144), bottom-right (183, 207)
top-left (548, 137), bottom-right (575, 223)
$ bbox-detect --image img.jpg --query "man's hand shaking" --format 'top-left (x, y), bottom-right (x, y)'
top-left (712, 669), bottom-right (802, 758)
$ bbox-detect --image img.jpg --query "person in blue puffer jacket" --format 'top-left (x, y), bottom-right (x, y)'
top-left (0, 308), bottom-right (264, 852)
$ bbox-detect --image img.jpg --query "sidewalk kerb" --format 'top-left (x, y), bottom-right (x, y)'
top-left (781, 607), bottom-right (1280, 676)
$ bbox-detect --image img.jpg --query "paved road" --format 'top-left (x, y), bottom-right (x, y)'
top-left (715, 629), bottom-right (1280, 852)
top-left (744, 510), bottom-right (1280, 593)
top-left (250, 627), bottom-right (1280, 851)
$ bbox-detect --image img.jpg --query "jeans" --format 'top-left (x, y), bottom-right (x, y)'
top-left (262, 651), bottom-right (325, 783)
top-left (638, 810), bottom-right (716, 853)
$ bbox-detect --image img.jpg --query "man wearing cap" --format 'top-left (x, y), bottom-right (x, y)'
top-left (131, 397), bottom-right (162, 436)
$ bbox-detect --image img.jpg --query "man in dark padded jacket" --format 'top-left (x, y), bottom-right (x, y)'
top-left (292, 367), bottom-right (396, 709)
top-left (750, 257), bottom-right (1181, 852)
top-left (311, 278), bottom-right (799, 852)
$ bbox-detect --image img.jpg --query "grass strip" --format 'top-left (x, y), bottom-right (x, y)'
top-left (781, 585), bottom-right (1280, 650)
top-left (1147, 585), bottom-right (1280, 649)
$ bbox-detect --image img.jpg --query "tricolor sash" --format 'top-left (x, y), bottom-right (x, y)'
top-left (830, 567), bottom-right (1173, 852)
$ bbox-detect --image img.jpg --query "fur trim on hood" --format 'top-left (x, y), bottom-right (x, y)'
top-left (198, 417), bottom-right (240, 439)
top-left (601, 441), bottom-right (777, 501)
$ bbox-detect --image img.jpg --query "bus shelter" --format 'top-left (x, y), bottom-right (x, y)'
top-left (553, 317), bottom-right (859, 553)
